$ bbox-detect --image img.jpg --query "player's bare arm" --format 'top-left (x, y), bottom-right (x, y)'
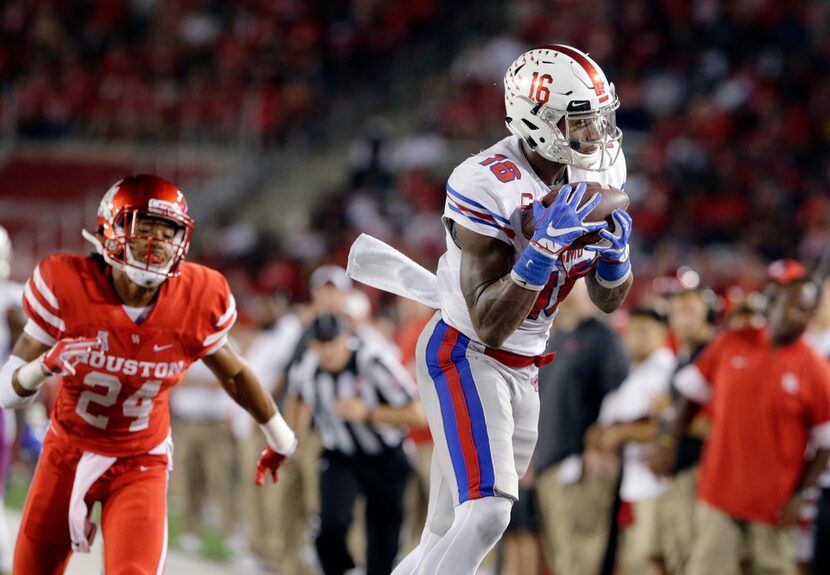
top-left (459, 183), bottom-right (608, 348)
top-left (583, 208), bottom-right (634, 313)
top-left (202, 340), bottom-right (277, 424)
top-left (6, 307), bottom-right (25, 342)
top-left (585, 271), bottom-right (633, 313)
top-left (204, 338), bottom-right (297, 484)
top-left (457, 225), bottom-right (539, 348)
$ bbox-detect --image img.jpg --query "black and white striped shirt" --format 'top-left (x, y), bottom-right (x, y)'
top-left (287, 337), bottom-right (416, 456)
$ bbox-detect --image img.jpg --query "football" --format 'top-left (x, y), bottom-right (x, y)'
top-left (520, 182), bottom-right (630, 249)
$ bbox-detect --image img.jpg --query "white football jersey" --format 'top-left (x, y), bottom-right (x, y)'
top-left (436, 135), bottom-right (627, 355)
top-left (0, 279), bottom-right (23, 364)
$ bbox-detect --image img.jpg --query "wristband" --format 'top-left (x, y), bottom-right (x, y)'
top-left (511, 244), bottom-right (558, 291)
top-left (1, 356), bottom-right (41, 409)
top-left (259, 411), bottom-right (297, 456)
top-left (595, 259), bottom-right (632, 288)
top-left (17, 356), bottom-right (50, 391)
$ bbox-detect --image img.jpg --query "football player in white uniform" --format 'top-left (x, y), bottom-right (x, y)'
top-left (392, 45), bottom-right (634, 575)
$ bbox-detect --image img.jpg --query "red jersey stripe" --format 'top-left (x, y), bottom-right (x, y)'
top-left (438, 327), bottom-right (482, 499)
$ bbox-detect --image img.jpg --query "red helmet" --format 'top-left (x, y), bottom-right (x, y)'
top-left (83, 174), bottom-right (194, 287)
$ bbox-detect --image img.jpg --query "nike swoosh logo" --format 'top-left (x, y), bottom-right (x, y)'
top-left (547, 223), bottom-right (584, 237)
top-left (153, 344), bottom-right (173, 352)
top-left (139, 466), bottom-right (149, 472)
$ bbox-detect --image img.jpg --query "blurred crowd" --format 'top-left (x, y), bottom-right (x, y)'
top-left (3, 1), bottom-right (829, 310)
top-left (188, 0), bottom-right (830, 315)
top-left (0, 0), bottom-right (437, 143)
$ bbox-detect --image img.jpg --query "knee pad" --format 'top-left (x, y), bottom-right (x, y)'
top-left (466, 497), bottom-right (512, 547)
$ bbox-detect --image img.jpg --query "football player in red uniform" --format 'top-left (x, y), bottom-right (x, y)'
top-left (0, 175), bottom-right (297, 574)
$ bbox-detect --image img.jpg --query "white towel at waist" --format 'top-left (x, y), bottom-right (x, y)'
top-left (347, 233), bottom-right (440, 309)
top-left (68, 431), bottom-right (173, 553)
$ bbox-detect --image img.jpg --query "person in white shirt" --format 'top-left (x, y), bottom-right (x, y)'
top-left (589, 308), bottom-right (675, 575)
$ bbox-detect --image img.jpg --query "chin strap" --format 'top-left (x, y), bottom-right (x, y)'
top-left (81, 229), bottom-right (120, 269)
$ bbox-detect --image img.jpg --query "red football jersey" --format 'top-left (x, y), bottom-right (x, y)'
top-left (22, 254), bottom-right (236, 457)
top-left (692, 328), bottom-right (830, 524)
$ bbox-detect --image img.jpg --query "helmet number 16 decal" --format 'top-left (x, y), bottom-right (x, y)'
top-left (480, 154), bottom-right (522, 183)
top-left (528, 72), bottom-right (553, 104)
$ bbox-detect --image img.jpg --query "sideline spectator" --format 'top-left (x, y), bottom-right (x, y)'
top-left (238, 291), bottom-right (312, 574)
top-left (651, 280), bottom-right (717, 575)
top-left (593, 308), bottom-right (676, 575)
top-left (534, 279), bottom-right (628, 575)
top-left (169, 361), bottom-right (237, 553)
top-left (653, 277), bottom-right (830, 575)
top-left (806, 276), bottom-right (830, 575)
top-left (252, 266), bottom-right (354, 574)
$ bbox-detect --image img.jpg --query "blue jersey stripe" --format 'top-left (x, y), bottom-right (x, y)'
top-left (450, 330), bottom-right (496, 497)
top-left (447, 203), bottom-right (502, 231)
top-left (425, 320), bottom-right (469, 500)
top-left (446, 184), bottom-right (512, 226)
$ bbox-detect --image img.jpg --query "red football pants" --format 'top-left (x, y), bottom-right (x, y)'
top-left (14, 427), bottom-right (169, 574)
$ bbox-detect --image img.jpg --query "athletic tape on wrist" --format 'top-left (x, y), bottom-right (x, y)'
top-left (0, 356), bottom-right (41, 408)
top-left (259, 411), bottom-right (297, 456)
top-left (511, 244), bottom-right (557, 291)
top-left (596, 259), bottom-right (632, 288)
top-left (17, 356), bottom-right (49, 391)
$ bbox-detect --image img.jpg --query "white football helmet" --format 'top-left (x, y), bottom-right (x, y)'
top-left (504, 44), bottom-right (622, 171)
top-left (0, 225), bottom-right (10, 279)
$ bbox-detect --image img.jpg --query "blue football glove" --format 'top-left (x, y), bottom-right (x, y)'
top-left (512, 183), bottom-right (607, 290)
top-left (529, 183), bottom-right (608, 256)
top-left (585, 209), bottom-right (633, 287)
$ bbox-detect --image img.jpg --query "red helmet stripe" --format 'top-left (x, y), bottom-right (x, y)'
top-left (542, 44), bottom-right (607, 100)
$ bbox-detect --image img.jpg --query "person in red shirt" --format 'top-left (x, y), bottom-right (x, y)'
top-left (650, 276), bottom-right (830, 575)
top-left (0, 175), bottom-right (297, 574)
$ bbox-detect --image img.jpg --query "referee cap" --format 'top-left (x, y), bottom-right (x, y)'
top-left (310, 265), bottom-right (352, 292)
top-left (309, 313), bottom-right (348, 342)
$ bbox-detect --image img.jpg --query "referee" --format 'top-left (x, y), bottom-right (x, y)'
top-left (286, 313), bottom-right (425, 575)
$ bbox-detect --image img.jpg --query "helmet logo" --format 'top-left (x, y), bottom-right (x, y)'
top-left (148, 198), bottom-right (185, 215)
top-left (528, 72), bottom-right (553, 104)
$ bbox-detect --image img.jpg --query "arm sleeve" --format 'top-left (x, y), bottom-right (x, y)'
top-left (21, 258), bottom-right (66, 345)
top-left (443, 167), bottom-right (515, 244)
